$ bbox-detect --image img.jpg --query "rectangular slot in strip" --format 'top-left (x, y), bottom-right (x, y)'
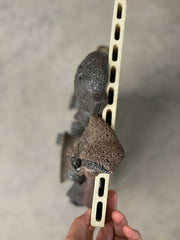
top-left (112, 45), bottom-right (118, 61)
top-left (106, 110), bottom-right (112, 126)
top-left (96, 202), bottom-right (103, 221)
top-left (117, 3), bottom-right (122, 19)
top-left (108, 88), bottom-right (114, 105)
top-left (110, 66), bottom-right (116, 83)
top-left (115, 24), bottom-right (120, 40)
top-left (98, 177), bottom-right (105, 197)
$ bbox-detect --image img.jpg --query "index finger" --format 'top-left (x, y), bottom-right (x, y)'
top-left (106, 190), bottom-right (118, 223)
top-left (107, 190), bottom-right (118, 211)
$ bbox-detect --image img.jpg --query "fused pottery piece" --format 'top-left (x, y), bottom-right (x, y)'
top-left (59, 48), bottom-right (125, 208)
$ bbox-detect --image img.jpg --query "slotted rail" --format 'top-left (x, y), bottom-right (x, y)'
top-left (91, 0), bottom-right (127, 227)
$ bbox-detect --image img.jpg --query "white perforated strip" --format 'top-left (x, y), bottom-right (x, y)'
top-left (91, 0), bottom-right (127, 227)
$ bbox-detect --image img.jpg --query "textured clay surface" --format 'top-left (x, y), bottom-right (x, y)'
top-left (74, 51), bottom-right (108, 127)
top-left (67, 115), bottom-right (124, 178)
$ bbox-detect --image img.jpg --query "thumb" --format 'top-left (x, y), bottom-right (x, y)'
top-left (65, 209), bottom-right (94, 240)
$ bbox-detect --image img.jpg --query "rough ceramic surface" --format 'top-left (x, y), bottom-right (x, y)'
top-left (67, 116), bottom-right (124, 178)
top-left (0, 0), bottom-right (180, 240)
top-left (74, 51), bottom-right (108, 127)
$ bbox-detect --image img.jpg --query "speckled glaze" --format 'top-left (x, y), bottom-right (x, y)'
top-left (67, 116), bottom-right (124, 178)
top-left (74, 51), bottom-right (108, 127)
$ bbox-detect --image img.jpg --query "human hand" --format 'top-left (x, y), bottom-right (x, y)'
top-left (65, 190), bottom-right (142, 240)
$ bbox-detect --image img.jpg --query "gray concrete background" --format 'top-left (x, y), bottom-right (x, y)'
top-left (0, 0), bottom-right (180, 239)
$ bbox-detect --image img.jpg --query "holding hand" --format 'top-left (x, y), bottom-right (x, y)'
top-left (65, 190), bottom-right (142, 240)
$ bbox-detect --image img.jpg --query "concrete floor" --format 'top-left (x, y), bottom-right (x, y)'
top-left (0, 0), bottom-right (180, 239)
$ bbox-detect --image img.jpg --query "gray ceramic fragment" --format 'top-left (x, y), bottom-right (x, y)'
top-left (67, 178), bottom-right (94, 207)
top-left (67, 169), bottom-right (85, 184)
top-left (70, 121), bottom-right (84, 136)
top-left (74, 51), bottom-right (108, 127)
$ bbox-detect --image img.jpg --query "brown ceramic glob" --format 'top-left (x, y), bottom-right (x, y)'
top-left (67, 116), bottom-right (124, 178)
